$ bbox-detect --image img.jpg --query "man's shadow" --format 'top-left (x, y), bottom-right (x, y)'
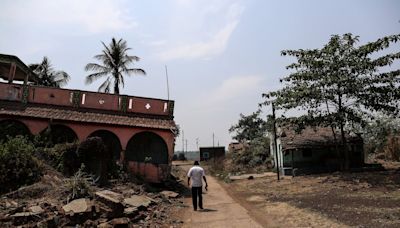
top-left (198, 208), bottom-right (218, 213)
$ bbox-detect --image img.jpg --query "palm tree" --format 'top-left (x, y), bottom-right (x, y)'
top-left (85, 38), bottom-right (146, 94)
top-left (29, 57), bottom-right (70, 88)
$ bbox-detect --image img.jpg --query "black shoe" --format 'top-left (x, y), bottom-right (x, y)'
top-left (199, 207), bottom-right (203, 210)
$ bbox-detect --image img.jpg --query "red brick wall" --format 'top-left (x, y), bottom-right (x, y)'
top-left (29, 87), bottom-right (73, 107)
top-left (80, 91), bottom-right (119, 111)
top-left (0, 83), bottom-right (22, 101)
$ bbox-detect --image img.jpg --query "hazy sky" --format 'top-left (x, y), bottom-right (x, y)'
top-left (0, 0), bottom-right (399, 151)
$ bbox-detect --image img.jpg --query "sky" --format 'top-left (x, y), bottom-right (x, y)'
top-left (0, 0), bottom-right (399, 151)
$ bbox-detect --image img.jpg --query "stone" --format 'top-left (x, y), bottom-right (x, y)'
top-left (123, 195), bottom-right (154, 210)
top-left (124, 207), bottom-right (139, 217)
top-left (95, 190), bottom-right (124, 217)
top-left (160, 191), bottom-right (179, 198)
top-left (98, 222), bottom-right (113, 228)
top-left (29, 205), bottom-right (44, 214)
top-left (110, 217), bottom-right (130, 226)
top-left (11, 211), bottom-right (42, 225)
top-left (62, 198), bottom-right (91, 214)
top-left (95, 190), bottom-right (124, 205)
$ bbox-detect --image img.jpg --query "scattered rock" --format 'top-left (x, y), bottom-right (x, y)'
top-left (124, 207), bottom-right (139, 217)
top-left (110, 217), bottom-right (130, 226)
top-left (62, 198), bottom-right (91, 214)
top-left (29, 205), bottom-right (44, 214)
top-left (95, 190), bottom-right (124, 217)
top-left (11, 211), bottom-right (42, 225)
top-left (123, 195), bottom-right (154, 210)
top-left (160, 191), bottom-right (179, 198)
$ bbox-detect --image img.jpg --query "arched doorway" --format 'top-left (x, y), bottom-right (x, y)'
top-left (40, 124), bottom-right (78, 145)
top-left (87, 130), bottom-right (122, 160)
top-left (126, 131), bottom-right (169, 164)
top-left (0, 119), bottom-right (31, 142)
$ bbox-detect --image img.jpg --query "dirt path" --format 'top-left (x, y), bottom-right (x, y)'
top-left (177, 164), bottom-right (263, 228)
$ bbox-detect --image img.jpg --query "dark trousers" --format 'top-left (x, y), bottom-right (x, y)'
top-left (191, 187), bottom-right (203, 210)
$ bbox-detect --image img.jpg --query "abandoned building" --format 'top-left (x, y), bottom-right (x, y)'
top-left (270, 127), bottom-right (364, 175)
top-left (0, 54), bottom-right (176, 182)
top-left (199, 146), bottom-right (226, 162)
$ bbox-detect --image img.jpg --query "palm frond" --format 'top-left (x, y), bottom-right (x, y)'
top-left (85, 72), bottom-right (109, 84)
top-left (124, 68), bottom-right (146, 76)
top-left (98, 78), bottom-right (111, 93)
top-left (85, 63), bottom-right (110, 72)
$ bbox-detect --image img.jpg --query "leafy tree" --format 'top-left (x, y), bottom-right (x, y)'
top-left (363, 115), bottom-right (400, 158)
top-left (229, 110), bottom-right (268, 142)
top-left (263, 33), bottom-right (400, 169)
top-left (85, 38), bottom-right (146, 94)
top-left (29, 56), bottom-right (70, 87)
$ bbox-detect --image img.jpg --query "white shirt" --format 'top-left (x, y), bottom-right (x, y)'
top-left (187, 166), bottom-right (205, 187)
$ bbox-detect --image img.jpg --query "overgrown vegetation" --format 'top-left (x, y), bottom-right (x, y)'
top-left (64, 164), bottom-right (94, 202)
top-left (262, 33), bottom-right (400, 168)
top-left (228, 110), bottom-right (272, 173)
top-left (363, 116), bottom-right (400, 161)
top-left (0, 136), bottom-right (42, 193)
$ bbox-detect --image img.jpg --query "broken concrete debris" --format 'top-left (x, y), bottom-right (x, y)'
top-left (160, 190), bottom-right (179, 198)
top-left (62, 198), bottom-right (91, 214)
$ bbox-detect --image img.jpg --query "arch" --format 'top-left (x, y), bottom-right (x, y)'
top-left (126, 131), bottom-right (169, 164)
top-left (87, 130), bottom-right (122, 160)
top-left (0, 119), bottom-right (31, 141)
top-left (41, 124), bottom-right (78, 145)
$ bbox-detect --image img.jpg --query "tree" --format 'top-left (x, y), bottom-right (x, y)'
top-left (29, 57), bottom-right (70, 87)
top-left (85, 38), bottom-right (146, 94)
top-left (229, 110), bottom-right (268, 142)
top-left (263, 33), bottom-right (400, 169)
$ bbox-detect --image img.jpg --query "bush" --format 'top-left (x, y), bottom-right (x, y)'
top-left (77, 137), bottom-right (108, 185)
top-left (0, 136), bottom-right (42, 193)
top-left (65, 164), bottom-right (94, 202)
top-left (35, 142), bottom-right (80, 175)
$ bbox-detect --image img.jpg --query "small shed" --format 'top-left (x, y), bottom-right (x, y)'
top-left (199, 147), bottom-right (225, 162)
top-left (270, 127), bottom-right (364, 175)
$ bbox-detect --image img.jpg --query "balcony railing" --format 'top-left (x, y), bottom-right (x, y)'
top-left (0, 82), bottom-right (174, 117)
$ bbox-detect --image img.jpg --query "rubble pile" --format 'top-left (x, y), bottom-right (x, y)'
top-left (0, 175), bottom-right (185, 227)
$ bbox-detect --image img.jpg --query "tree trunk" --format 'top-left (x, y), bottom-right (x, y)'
top-left (337, 93), bottom-right (350, 170)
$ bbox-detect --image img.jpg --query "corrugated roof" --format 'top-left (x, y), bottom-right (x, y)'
top-left (279, 127), bottom-right (362, 150)
top-left (0, 105), bottom-right (176, 130)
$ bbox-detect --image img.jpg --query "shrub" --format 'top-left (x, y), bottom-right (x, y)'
top-left (65, 164), bottom-right (94, 202)
top-left (77, 137), bottom-right (108, 185)
top-left (0, 136), bottom-right (42, 193)
top-left (35, 142), bottom-right (80, 176)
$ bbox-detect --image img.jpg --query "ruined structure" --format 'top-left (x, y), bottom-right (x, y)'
top-left (0, 54), bottom-right (176, 182)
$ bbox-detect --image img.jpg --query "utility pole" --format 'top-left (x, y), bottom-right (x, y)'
top-left (196, 138), bottom-right (199, 151)
top-left (165, 65), bottom-right (170, 101)
top-left (212, 133), bottom-right (215, 147)
top-left (185, 139), bottom-right (188, 159)
top-left (182, 130), bottom-right (184, 153)
top-left (272, 102), bottom-right (280, 181)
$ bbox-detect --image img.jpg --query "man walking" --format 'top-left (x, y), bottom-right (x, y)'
top-left (187, 161), bottom-right (208, 211)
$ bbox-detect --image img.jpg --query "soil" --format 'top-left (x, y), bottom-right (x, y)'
top-left (222, 165), bottom-right (400, 227)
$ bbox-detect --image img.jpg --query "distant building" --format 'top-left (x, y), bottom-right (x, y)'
top-left (270, 127), bottom-right (364, 175)
top-left (200, 147), bottom-right (225, 162)
top-left (228, 142), bottom-right (248, 154)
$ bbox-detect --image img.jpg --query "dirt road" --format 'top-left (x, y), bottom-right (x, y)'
top-left (177, 163), bottom-right (263, 228)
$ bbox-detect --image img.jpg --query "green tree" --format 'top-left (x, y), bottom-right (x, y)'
top-left (263, 33), bottom-right (400, 169)
top-left (85, 38), bottom-right (146, 94)
top-left (229, 110), bottom-right (268, 142)
top-left (29, 56), bottom-right (70, 87)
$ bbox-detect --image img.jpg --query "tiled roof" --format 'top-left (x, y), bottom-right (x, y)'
top-left (0, 105), bottom-right (176, 130)
top-left (279, 127), bottom-right (362, 150)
